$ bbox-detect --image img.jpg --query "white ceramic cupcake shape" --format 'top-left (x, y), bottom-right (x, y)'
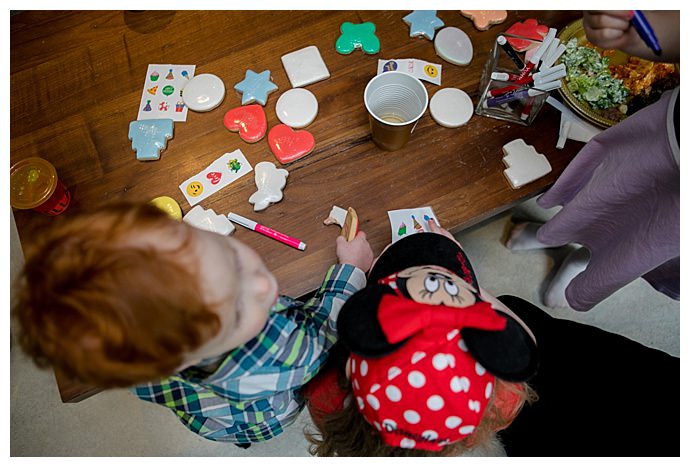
top-left (275, 88), bottom-right (319, 128)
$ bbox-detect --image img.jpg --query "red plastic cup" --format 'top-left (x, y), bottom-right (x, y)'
top-left (10, 157), bottom-right (71, 216)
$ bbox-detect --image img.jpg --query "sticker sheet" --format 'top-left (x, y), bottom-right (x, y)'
top-left (377, 59), bottom-right (442, 85)
top-left (137, 64), bottom-right (196, 122)
top-left (388, 206), bottom-right (438, 243)
top-left (179, 149), bottom-right (253, 206)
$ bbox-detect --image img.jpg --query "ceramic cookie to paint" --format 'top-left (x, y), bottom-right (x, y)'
top-left (275, 88), bottom-right (318, 129)
top-left (460, 10), bottom-right (508, 31)
top-left (128, 119), bottom-right (174, 161)
top-left (501, 138), bottom-right (552, 189)
top-left (281, 45), bottom-right (331, 88)
top-left (504, 19), bottom-right (549, 52)
top-left (429, 88), bottom-right (473, 128)
top-left (234, 70), bottom-right (279, 106)
top-left (183, 205), bottom-right (235, 236)
top-left (268, 124), bottom-right (315, 164)
top-left (223, 104), bottom-right (267, 143)
top-left (403, 10), bottom-right (445, 40)
top-left (248, 161), bottom-right (290, 211)
top-left (181, 74), bottom-right (226, 112)
top-left (434, 27), bottom-right (473, 65)
top-left (150, 196), bottom-right (182, 220)
top-left (336, 22), bottom-right (380, 54)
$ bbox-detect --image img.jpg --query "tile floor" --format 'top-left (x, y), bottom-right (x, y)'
top-left (9, 199), bottom-right (679, 456)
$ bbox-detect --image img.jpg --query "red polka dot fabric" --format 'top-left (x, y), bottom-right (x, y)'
top-left (350, 326), bottom-right (495, 451)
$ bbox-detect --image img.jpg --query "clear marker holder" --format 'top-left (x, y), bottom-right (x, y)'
top-left (475, 33), bottom-right (549, 126)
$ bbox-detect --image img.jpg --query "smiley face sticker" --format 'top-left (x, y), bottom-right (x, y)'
top-left (377, 59), bottom-right (441, 85)
top-left (424, 64), bottom-right (439, 78)
top-left (186, 181), bottom-right (204, 197)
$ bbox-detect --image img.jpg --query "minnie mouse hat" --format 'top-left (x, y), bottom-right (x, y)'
top-left (368, 232), bottom-right (479, 287)
top-left (337, 233), bottom-right (538, 451)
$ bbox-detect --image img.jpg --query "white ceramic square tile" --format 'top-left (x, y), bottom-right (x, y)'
top-left (281, 45), bottom-right (330, 88)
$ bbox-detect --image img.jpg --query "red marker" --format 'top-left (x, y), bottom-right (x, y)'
top-left (228, 212), bottom-right (306, 250)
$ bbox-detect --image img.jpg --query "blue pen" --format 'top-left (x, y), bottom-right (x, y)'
top-left (631, 10), bottom-right (662, 56)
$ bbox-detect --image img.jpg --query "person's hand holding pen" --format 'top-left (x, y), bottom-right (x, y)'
top-left (583, 11), bottom-right (679, 63)
top-left (337, 231), bottom-right (374, 273)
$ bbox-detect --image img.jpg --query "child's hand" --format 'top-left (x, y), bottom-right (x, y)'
top-left (427, 218), bottom-right (462, 247)
top-left (583, 10), bottom-right (679, 62)
top-left (583, 11), bottom-right (640, 54)
top-left (336, 231), bottom-right (374, 273)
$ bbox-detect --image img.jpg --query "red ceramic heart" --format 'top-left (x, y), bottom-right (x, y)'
top-left (504, 19), bottom-right (549, 52)
top-left (268, 124), bottom-right (315, 164)
top-left (206, 171), bottom-right (222, 185)
top-left (223, 104), bottom-right (267, 143)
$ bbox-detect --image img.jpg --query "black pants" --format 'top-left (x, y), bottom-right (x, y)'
top-left (496, 295), bottom-right (679, 456)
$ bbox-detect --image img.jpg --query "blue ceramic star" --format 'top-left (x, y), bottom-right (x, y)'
top-left (403, 10), bottom-right (444, 40)
top-left (234, 70), bottom-right (278, 106)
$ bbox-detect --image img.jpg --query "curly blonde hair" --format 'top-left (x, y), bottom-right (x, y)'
top-left (12, 201), bottom-right (221, 388)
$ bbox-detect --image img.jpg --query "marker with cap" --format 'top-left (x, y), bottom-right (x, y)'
top-left (512, 27), bottom-right (557, 82)
top-left (496, 35), bottom-right (525, 69)
top-left (631, 10), bottom-right (662, 56)
top-left (489, 64), bottom-right (565, 99)
top-left (540, 42), bottom-right (566, 69)
top-left (520, 96), bottom-right (536, 121)
top-left (228, 212), bottom-right (306, 250)
top-left (491, 63), bottom-right (565, 85)
top-left (484, 79), bottom-right (561, 108)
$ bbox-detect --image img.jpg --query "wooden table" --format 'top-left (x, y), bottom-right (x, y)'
top-left (10, 10), bottom-right (584, 402)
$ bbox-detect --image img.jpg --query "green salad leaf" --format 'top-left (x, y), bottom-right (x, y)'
top-left (562, 38), bottom-right (628, 110)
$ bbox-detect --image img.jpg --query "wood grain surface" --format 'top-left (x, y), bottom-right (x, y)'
top-left (11, 10), bottom-right (584, 402)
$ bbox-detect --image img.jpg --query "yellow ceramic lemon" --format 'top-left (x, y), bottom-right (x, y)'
top-left (150, 196), bottom-right (183, 220)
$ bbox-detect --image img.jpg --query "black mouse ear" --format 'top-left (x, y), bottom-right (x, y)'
top-left (461, 311), bottom-right (539, 382)
top-left (337, 285), bottom-right (407, 358)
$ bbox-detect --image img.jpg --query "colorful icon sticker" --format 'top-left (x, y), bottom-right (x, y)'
top-left (377, 58), bottom-right (442, 85)
top-left (424, 64), bottom-right (439, 78)
top-left (388, 206), bottom-right (438, 243)
top-left (206, 172), bottom-right (222, 185)
top-left (138, 64), bottom-right (196, 122)
top-left (383, 60), bottom-right (398, 71)
top-left (178, 149), bottom-right (253, 207)
top-left (186, 181), bottom-right (204, 197)
top-left (227, 159), bottom-right (242, 173)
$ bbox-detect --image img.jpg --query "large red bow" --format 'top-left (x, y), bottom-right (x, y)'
top-left (377, 294), bottom-right (507, 344)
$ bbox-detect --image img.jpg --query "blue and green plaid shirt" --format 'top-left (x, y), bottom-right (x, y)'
top-left (132, 264), bottom-right (366, 443)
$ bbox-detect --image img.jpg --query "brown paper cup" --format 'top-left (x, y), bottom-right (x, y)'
top-left (364, 71), bottom-right (429, 151)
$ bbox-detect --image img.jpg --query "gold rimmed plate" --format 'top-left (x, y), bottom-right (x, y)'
top-left (557, 19), bottom-right (630, 128)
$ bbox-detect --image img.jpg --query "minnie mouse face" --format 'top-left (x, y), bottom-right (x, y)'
top-left (396, 266), bottom-right (478, 308)
top-left (339, 233), bottom-right (538, 381)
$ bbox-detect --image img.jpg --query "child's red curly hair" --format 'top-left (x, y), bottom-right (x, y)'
top-left (12, 201), bottom-right (221, 388)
